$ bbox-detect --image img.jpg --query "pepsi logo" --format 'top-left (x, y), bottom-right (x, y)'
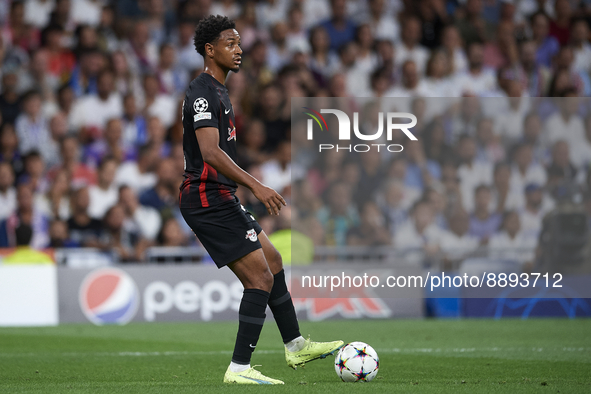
top-left (79, 268), bottom-right (139, 325)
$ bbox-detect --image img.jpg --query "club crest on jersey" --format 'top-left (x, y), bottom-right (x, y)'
top-left (227, 126), bottom-right (236, 141)
top-left (246, 229), bottom-right (257, 242)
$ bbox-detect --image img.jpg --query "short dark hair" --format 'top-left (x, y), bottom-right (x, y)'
top-left (15, 224), bottom-right (33, 247)
top-left (193, 15), bottom-right (236, 57)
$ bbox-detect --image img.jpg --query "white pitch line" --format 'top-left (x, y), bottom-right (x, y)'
top-left (1, 347), bottom-right (590, 358)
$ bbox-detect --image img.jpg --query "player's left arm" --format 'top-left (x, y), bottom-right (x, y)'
top-left (195, 126), bottom-right (286, 215)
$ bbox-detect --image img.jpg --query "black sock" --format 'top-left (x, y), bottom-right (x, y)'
top-left (231, 289), bottom-right (270, 365)
top-left (268, 269), bottom-right (301, 344)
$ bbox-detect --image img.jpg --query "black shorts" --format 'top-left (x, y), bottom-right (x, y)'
top-left (181, 197), bottom-right (262, 268)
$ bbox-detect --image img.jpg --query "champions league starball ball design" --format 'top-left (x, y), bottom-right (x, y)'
top-left (79, 268), bottom-right (139, 325)
top-left (335, 342), bottom-right (380, 382)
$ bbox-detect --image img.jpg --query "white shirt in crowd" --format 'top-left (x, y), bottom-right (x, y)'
top-left (261, 160), bottom-right (291, 194)
top-left (24, 0), bottom-right (54, 28)
top-left (509, 164), bottom-right (547, 194)
top-left (146, 94), bottom-right (177, 129)
top-left (71, 0), bottom-right (103, 27)
top-left (395, 43), bottom-right (429, 75)
top-left (519, 197), bottom-right (555, 240)
top-left (70, 93), bottom-right (123, 131)
top-left (15, 114), bottom-right (51, 155)
top-left (543, 112), bottom-right (586, 152)
top-left (0, 188), bottom-right (16, 220)
top-left (492, 97), bottom-right (530, 143)
top-left (458, 160), bottom-right (494, 212)
top-left (440, 231), bottom-right (480, 260)
top-left (573, 42), bottom-right (591, 74)
top-left (114, 162), bottom-right (157, 195)
top-left (127, 205), bottom-right (162, 241)
top-left (88, 184), bottom-right (119, 220)
top-left (455, 68), bottom-right (498, 96)
top-left (489, 231), bottom-right (537, 266)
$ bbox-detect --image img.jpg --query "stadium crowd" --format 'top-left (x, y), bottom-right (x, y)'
top-left (0, 0), bottom-right (591, 265)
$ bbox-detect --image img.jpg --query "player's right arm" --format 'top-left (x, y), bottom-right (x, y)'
top-left (195, 127), bottom-right (286, 215)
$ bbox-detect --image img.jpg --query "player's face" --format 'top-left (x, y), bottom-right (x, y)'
top-left (214, 29), bottom-right (242, 72)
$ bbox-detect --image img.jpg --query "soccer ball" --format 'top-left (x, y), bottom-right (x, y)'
top-left (334, 342), bottom-right (379, 382)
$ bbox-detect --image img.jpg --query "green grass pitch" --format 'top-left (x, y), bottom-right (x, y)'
top-left (0, 319), bottom-right (589, 393)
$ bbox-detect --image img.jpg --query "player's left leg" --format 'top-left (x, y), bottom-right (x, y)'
top-left (258, 231), bottom-right (344, 369)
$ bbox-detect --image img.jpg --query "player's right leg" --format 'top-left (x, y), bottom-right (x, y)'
top-left (222, 249), bottom-right (284, 385)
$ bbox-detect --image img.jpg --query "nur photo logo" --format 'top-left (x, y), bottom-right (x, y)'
top-left (303, 107), bottom-right (418, 153)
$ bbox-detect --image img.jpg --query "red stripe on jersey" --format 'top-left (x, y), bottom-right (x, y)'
top-left (220, 186), bottom-right (232, 201)
top-left (199, 165), bottom-right (209, 207)
top-left (207, 163), bottom-right (218, 181)
top-left (179, 177), bottom-right (191, 204)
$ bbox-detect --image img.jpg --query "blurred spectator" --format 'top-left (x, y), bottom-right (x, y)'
top-left (37, 169), bottom-right (70, 220)
top-left (475, 117), bottom-right (505, 163)
top-left (44, 112), bottom-right (69, 168)
top-left (492, 161), bottom-right (522, 213)
top-left (111, 50), bottom-right (142, 98)
top-left (68, 48), bottom-right (104, 97)
top-left (2, 224), bottom-right (53, 264)
top-left (24, 0), bottom-right (55, 29)
top-left (319, 0), bottom-right (356, 52)
top-left (114, 143), bottom-right (157, 194)
top-left (121, 93), bottom-right (147, 148)
top-left (570, 19), bottom-right (591, 73)
top-left (519, 40), bottom-right (551, 97)
top-left (174, 19), bottom-right (204, 73)
top-left (49, 135), bottom-right (97, 185)
top-left (15, 90), bottom-right (50, 155)
top-left (378, 181), bottom-right (409, 235)
top-left (142, 73), bottom-right (177, 129)
top-left (139, 157), bottom-right (177, 213)
top-left (70, 69), bottom-right (122, 136)
top-left (316, 181), bottom-right (359, 246)
top-left (157, 217), bottom-right (189, 247)
top-left (88, 156), bottom-right (118, 220)
top-left (67, 185), bottom-right (102, 247)
top-left (47, 219), bottom-right (73, 247)
top-left (256, 0), bottom-right (288, 30)
top-left (261, 140), bottom-right (291, 194)
top-left (396, 15), bottom-right (429, 75)
top-left (441, 24), bottom-right (467, 74)
top-left (519, 183), bottom-right (553, 241)
top-left (0, 182), bottom-right (49, 249)
top-left (457, 135), bottom-right (493, 212)
top-left (20, 150), bottom-right (46, 192)
top-left (85, 118), bottom-right (135, 167)
top-left (456, 0), bottom-right (491, 45)
top-left (531, 12), bottom-right (560, 68)
top-left (456, 41), bottom-right (497, 96)
top-left (385, 60), bottom-right (425, 99)
top-left (267, 22), bottom-right (291, 73)
top-left (489, 210), bottom-right (535, 267)
top-left (99, 203), bottom-right (143, 262)
top-left (145, 116), bottom-right (170, 157)
top-left (346, 200), bottom-right (390, 246)
top-left (440, 208), bottom-right (480, 261)
top-left (393, 199), bottom-right (443, 263)
top-left (118, 185), bottom-right (161, 242)
top-left (546, 140), bottom-right (577, 187)
top-left (0, 72), bottom-right (21, 124)
top-left (122, 19), bottom-right (158, 75)
top-left (549, 0), bottom-right (572, 46)
top-left (468, 184), bottom-right (502, 243)
top-left (509, 143), bottom-right (547, 196)
top-left (157, 43), bottom-right (188, 96)
top-left (308, 26), bottom-right (339, 84)
top-left (0, 162), bottom-right (16, 220)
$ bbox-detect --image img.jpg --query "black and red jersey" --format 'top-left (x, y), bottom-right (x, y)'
top-left (179, 73), bottom-right (237, 208)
